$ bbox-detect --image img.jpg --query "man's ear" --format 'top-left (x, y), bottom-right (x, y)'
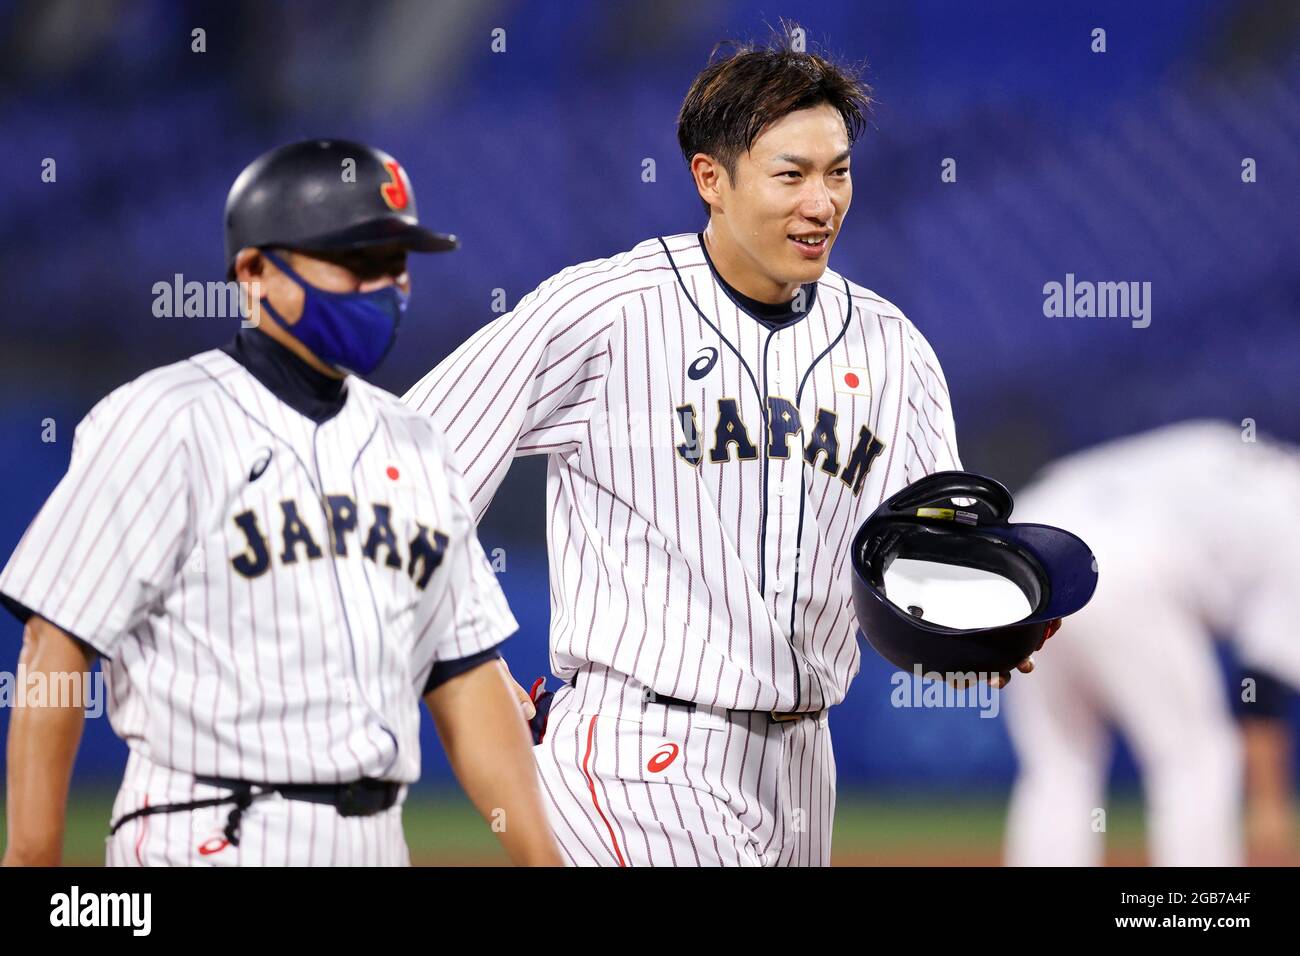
top-left (232, 247), bottom-right (265, 284)
top-left (690, 153), bottom-right (729, 211)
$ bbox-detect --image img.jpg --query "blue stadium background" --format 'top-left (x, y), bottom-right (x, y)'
top-left (1, 0), bottom-right (1297, 797)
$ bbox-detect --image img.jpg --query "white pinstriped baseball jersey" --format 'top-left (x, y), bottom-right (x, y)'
top-left (403, 232), bottom-right (960, 712)
top-left (0, 347), bottom-right (516, 785)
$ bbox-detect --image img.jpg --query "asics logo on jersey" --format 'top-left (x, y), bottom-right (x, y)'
top-left (248, 448), bottom-right (272, 482)
top-left (228, 495), bottom-right (449, 588)
top-left (686, 346), bottom-right (719, 380)
top-left (674, 398), bottom-right (887, 496)
top-left (647, 743), bottom-right (680, 773)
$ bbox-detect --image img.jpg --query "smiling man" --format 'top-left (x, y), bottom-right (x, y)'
top-left (404, 35), bottom-right (976, 866)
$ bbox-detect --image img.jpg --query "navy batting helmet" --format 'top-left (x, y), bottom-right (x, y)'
top-left (850, 470), bottom-right (1098, 675)
top-left (224, 139), bottom-right (457, 276)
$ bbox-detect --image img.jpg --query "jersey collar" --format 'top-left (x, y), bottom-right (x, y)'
top-left (221, 328), bottom-right (349, 425)
top-left (696, 233), bottom-right (819, 332)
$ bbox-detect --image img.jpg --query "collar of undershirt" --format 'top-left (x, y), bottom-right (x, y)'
top-left (221, 327), bottom-right (349, 425)
top-left (697, 232), bottom-right (819, 331)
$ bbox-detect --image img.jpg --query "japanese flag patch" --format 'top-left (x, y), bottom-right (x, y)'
top-left (383, 460), bottom-right (407, 486)
top-left (832, 364), bottom-right (871, 398)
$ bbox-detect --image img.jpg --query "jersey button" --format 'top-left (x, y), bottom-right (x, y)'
top-left (773, 581), bottom-right (785, 594)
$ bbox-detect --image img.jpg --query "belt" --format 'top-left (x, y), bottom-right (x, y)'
top-left (581, 677), bottom-right (822, 724)
top-left (108, 776), bottom-right (401, 848)
top-left (657, 694), bottom-right (819, 724)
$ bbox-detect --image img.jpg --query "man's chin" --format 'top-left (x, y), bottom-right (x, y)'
top-left (784, 257), bottom-right (831, 287)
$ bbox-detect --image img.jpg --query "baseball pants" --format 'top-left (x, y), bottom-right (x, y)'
top-left (105, 751), bottom-right (410, 866)
top-left (534, 665), bottom-right (836, 866)
top-left (1003, 577), bottom-right (1243, 867)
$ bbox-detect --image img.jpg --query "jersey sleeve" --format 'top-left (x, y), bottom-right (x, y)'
top-left (408, 427), bottom-right (519, 696)
top-left (401, 278), bottom-right (617, 519)
top-left (1232, 537), bottom-right (1300, 691)
top-left (903, 324), bottom-right (962, 477)
top-left (0, 379), bottom-right (195, 657)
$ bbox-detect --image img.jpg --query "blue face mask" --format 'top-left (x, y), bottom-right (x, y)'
top-left (259, 250), bottom-right (407, 377)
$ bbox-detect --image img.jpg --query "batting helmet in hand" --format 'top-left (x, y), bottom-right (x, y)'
top-left (850, 470), bottom-right (1098, 675)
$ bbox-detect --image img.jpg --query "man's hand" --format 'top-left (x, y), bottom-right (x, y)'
top-left (496, 658), bottom-right (556, 744)
top-left (993, 617), bottom-right (1063, 688)
top-left (1242, 716), bottom-right (1295, 864)
top-left (943, 618), bottom-right (1063, 690)
top-left (1246, 800), bottom-right (1296, 864)
top-left (425, 659), bottom-right (564, 866)
top-left (2, 616), bottom-right (96, 867)
top-left (499, 659), bottom-right (536, 720)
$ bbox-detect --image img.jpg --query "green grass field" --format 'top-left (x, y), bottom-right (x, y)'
top-left (1, 788), bottom-right (1160, 866)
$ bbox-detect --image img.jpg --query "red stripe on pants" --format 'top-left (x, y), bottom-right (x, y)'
top-left (581, 716), bottom-right (626, 866)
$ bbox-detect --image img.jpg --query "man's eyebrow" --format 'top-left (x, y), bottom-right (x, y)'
top-left (773, 148), bottom-right (853, 167)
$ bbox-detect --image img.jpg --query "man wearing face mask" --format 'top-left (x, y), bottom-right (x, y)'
top-left (0, 139), bottom-right (563, 867)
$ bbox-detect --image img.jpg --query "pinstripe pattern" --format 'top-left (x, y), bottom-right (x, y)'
top-left (106, 751), bottom-right (410, 866)
top-left (403, 233), bottom-right (959, 713)
top-left (535, 667), bottom-right (835, 866)
top-left (403, 233), bottom-right (957, 865)
top-left (1, 348), bottom-right (518, 865)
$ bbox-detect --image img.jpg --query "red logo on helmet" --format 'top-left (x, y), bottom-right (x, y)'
top-left (380, 160), bottom-right (410, 211)
top-left (647, 743), bottom-right (680, 773)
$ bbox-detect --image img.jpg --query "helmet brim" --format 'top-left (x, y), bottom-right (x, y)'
top-left (287, 216), bottom-right (459, 253)
top-left (993, 523), bottom-right (1098, 621)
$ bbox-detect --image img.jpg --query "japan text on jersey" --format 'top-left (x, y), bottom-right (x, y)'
top-left (0, 351), bottom-right (516, 784)
top-left (404, 233), bottom-right (960, 713)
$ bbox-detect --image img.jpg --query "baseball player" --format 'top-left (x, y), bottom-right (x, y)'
top-left (402, 37), bottom-right (1043, 866)
top-left (0, 140), bottom-right (563, 867)
top-left (1004, 420), bottom-right (1300, 866)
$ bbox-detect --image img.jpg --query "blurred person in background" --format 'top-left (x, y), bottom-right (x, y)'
top-left (1004, 420), bottom-right (1300, 866)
